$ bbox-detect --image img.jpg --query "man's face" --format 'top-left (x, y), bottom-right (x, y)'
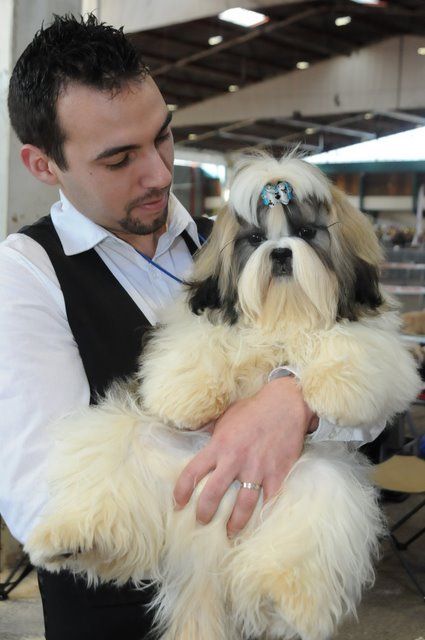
top-left (51, 76), bottom-right (174, 237)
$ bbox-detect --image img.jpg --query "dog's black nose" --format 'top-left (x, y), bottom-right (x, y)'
top-left (271, 248), bottom-right (292, 276)
top-left (271, 248), bottom-right (292, 263)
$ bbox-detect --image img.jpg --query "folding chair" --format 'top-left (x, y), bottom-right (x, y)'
top-left (372, 454), bottom-right (425, 601)
top-left (0, 553), bottom-right (33, 600)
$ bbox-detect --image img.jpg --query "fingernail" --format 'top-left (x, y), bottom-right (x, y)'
top-left (227, 530), bottom-right (237, 539)
top-left (196, 518), bottom-right (207, 526)
top-left (173, 498), bottom-right (183, 511)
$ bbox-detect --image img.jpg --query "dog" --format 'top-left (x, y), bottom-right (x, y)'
top-left (25, 153), bottom-right (421, 640)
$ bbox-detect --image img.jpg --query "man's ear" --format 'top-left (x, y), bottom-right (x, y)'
top-left (20, 145), bottom-right (60, 186)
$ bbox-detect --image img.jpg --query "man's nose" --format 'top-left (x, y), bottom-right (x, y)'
top-left (138, 148), bottom-right (173, 190)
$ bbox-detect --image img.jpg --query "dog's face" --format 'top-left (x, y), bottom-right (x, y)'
top-left (188, 154), bottom-right (383, 331)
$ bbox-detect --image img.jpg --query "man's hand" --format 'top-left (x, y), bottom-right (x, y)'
top-left (173, 377), bottom-right (318, 538)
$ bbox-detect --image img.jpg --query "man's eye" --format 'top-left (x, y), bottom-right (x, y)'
top-left (156, 131), bottom-right (171, 146)
top-left (106, 154), bottom-right (131, 170)
top-left (298, 227), bottom-right (317, 240)
top-left (249, 233), bottom-right (265, 246)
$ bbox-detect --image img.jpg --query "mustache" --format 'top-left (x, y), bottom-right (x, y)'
top-left (125, 188), bottom-right (170, 215)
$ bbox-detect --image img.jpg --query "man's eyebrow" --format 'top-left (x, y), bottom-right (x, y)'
top-left (94, 144), bottom-right (140, 162)
top-left (93, 112), bottom-right (172, 162)
top-left (159, 111), bottom-right (173, 134)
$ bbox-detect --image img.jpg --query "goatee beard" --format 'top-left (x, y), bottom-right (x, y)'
top-left (119, 192), bottom-right (169, 235)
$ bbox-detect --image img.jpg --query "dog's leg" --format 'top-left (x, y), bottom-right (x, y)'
top-left (226, 444), bottom-right (384, 640)
top-left (153, 486), bottom-right (238, 640)
top-left (25, 399), bottom-right (167, 585)
top-left (140, 310), bottom-right (236, 430)
top-left (298, 325), bottom-right (421, 427)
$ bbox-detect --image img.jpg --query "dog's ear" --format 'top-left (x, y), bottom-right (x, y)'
top-left (330, 186), bottom-right (384, 319)
top-left (186, 208), bottom-right (240, 324)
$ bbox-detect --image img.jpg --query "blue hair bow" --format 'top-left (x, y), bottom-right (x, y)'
top-left (261, 181), bottom-right (294, 207)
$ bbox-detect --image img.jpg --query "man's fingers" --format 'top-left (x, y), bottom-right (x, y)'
top-left (261, 453), bottom-right (299, 503)
top-left (262, 472), bottom-right (286, 505)
top-left (195, 465), bottom-right (236, 524)
top-left (173, 449), bottom-right (216, 508)
top-left (226, 483), bottom-right (262, 538)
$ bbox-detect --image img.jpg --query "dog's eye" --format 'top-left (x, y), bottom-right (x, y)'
top-left (298, 227), bottom-right (317, 240)
top-left (248, 233), bottom-right (265, 246)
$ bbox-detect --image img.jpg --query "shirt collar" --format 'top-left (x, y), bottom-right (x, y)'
top-left (51, 191), bottom-right (200, 257)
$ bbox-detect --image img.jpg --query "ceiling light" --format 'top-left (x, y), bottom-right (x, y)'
top-left (296, 61), bottom-right (310, 70)
top-left (418, 47), bottom-right (425, 56)
top-left (305, 128), bottom-right (316, 135)
top-left (350, 0), bottom-right (386, 5)
top-left (208, 35), bottom-right (223, 46)
top-left (188, 133), bottom-right (198, 140)
top-left (167, 104), bottom-right (178, 112)
top-left (335, 16), bottom-right (352, 27)
top-left (228, 84), bottom-right (239, 92)
top-left (219, 8), bottom-right (269, 28)
top-left (364, 112), bottom-right (374, 120)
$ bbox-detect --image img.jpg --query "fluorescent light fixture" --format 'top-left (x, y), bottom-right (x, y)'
top-left (335, 16), bottom-right (352, 27)
top-left (296, 61), bottom-right (310, 70)
top-left (167, 104), bottom-right (178, 112)
top-left (305, 128), bottom-right (316, 135)
top-left (219, 8), bottom-right (269, 28)
top-left (307, 126), bottom-right (425, 164)
top-left (418, 47), bottom-right (425, 56)
top-left (208, 35), bottom-right (223, 46)
top-left (228, 84), bottom-right (239, 92)
top-left (350, 0), bottom-right (383, 5)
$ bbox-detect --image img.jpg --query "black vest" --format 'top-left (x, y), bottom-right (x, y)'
top-left (20, 215), bottom-right (213, 402)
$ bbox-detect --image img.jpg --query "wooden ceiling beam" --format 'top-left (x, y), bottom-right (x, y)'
top-left (151, 3), bottom-right (331, 77)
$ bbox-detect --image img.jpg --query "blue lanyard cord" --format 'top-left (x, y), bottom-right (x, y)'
top-left (134, 232), bottom-right (206, 285)
top-left (134, 249), bottom-right (184, 284)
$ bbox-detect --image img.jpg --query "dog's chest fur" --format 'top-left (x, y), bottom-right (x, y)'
top-left (140, 301), bottom-right (325, 430)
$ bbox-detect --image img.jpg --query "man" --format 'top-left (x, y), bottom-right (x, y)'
top-left (0, 14), bottom-right (383, 640)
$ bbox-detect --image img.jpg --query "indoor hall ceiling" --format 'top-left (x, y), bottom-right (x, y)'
top-left (127, 0), bottom-right (425, 155)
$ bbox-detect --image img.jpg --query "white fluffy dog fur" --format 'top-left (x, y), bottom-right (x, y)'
top-left (26, 154), bottom-right (421, 640)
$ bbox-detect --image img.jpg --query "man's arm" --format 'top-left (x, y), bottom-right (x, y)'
top-left (0, 236), bottom-right (90, 543)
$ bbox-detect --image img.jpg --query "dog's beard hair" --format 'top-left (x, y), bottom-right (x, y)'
top-left (237, 238), bottom-right (338, 331)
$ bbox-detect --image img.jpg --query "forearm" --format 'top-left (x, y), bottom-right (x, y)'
top-left (0, 245), bottom-right (90, 543)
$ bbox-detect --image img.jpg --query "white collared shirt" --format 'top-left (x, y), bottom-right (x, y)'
top-left (0, 192), bottom-right (200, 543)
top-left (0, 193), bottom-right (384, 544)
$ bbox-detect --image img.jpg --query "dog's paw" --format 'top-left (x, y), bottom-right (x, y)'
top-left (25, 513), bottom-right (99, 570)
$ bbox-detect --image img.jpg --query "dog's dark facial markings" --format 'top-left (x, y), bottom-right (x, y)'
top-left (296, 225), bottom-right (317, 241)
top-left (187, 274), bottom-right (239, 325)
top-left (234, 221), bottom-right (266, 248)
top-left (284, 197), bottom-right (330, 237)
top-left (337, 258), bottom-right (383, 321)
top-left (248, 231), bottom-right (266, 247)
top-left (187, 275), bottom-right (221, 314)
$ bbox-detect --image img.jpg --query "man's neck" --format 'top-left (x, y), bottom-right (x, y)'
top-left (113, 225), bottom-right (166, 258)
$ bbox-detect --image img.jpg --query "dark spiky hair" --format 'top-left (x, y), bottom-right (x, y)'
top-left (8, 13), bottom-right (149, 169)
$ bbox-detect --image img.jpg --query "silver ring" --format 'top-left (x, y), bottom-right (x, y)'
top-left (239, 481), bottom-right (262, 491)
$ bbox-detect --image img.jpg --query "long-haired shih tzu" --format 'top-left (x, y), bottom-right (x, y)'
top-left (26, 153), bottom-right (420, 640)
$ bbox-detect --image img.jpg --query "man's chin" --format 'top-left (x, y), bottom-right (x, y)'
top-left (118, 208), bottom-right (168, 236)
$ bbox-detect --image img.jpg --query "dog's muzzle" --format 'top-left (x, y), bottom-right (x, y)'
top-left (271, 248), bottom-right (293, 276)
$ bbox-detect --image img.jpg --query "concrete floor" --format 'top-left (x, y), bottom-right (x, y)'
top-left (1, 413), bottom-right (424, 640)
